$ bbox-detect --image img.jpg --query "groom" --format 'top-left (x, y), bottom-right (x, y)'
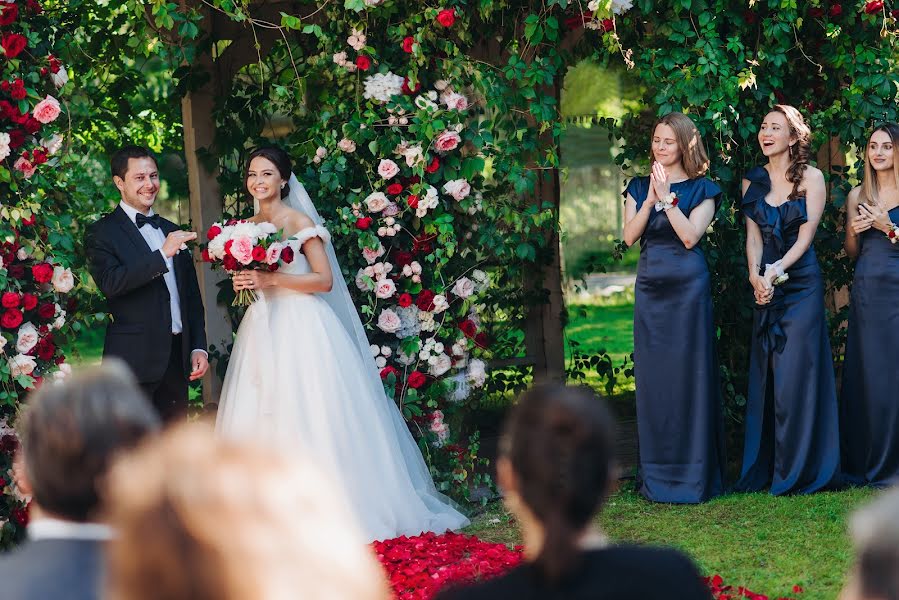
top-left (85, 145), bottom-right (208, 422)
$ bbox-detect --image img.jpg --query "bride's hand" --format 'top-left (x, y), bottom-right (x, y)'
top-left (234, 270), bottom-right (274, 291)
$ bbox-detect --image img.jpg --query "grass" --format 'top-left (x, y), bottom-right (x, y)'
top-left (566, 302), bottom-right (634, 366)
top-left (466, 484), bottom-right (877, 600)
top-left (70, 324), bottom-right (105, 366)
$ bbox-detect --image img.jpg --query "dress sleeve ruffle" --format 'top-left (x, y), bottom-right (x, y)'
top-left (741, 166), bottom-right (770, 221)
top-left (701, 178), bottom-right (723, 213)
top-left (622, 177), bottom-right (650, 209)
top-left (291, 225), bottom-right (331, 247)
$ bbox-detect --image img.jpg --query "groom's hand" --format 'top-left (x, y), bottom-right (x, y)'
top-left (189, 350), bottom-right (209, 381)
top-left (162, 230), bottom-right (198, 258)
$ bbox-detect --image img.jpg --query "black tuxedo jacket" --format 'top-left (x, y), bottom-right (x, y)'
top-left (85, 206), bottom-right (207, 383)
top-left (0, 538), bottom-right (104, 600)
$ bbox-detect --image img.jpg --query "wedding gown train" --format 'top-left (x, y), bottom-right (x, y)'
top-left (215, 226), bottom-right (469, 542)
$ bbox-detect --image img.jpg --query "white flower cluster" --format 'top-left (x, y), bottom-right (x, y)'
top-left (369, 343), bottom-right (393, 368)
top-left (420, 338), bottom-right (452, 377)
top-left (377, 217), bottom-right (401, 238)
top-left (467, 358), bottom-right (487, 388)
top-left (0, 132), bottom-right (10, 162)
top-left (206, 220), bottom-right (278, 261)
top-left (363, 72), bottom-right (404, 103)
top-left (347, 28), bottom-right (366, 51)
top-left (414, 91), bottom-right (439, 112)
top-left (415, 186), bottom-right (440, 218)
top-left (387, 106), bottom-right (410, 127)
top-left (418, 309), bottom-right (437, 332)
top-left (332, 51), bottom-right (358, 72)
top-left (401, 260), bottom-right (422, 283)
top-left (394, 141), bottom-right (424, 167)
top-left (313, 146), bottom-right (328, 164)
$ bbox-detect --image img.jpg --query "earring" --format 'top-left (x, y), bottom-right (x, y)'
top-left (281, 184), bottom-right (285, 189)
top-left (788, 144), bottom-right (794, 159)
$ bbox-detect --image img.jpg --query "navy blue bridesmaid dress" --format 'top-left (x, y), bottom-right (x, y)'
top-left (625, 176), bottom-right (725, 503)
top-left (841, 205), bottom-right (899, 487)
top-left (736, 166), bottom-right (841, 495)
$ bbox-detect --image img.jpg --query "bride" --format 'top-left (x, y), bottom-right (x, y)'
top-left (215, 146), bottom-right (469, 541)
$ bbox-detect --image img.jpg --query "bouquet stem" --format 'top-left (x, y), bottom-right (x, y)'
top-left (232, 288), bottom-right (258, 306)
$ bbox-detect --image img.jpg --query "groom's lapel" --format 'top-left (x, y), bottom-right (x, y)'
top-left (112, 206), bottom-right (152, 255)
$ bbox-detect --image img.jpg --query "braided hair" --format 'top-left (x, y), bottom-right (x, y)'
top-left (770, 105), bottom-right (812, 200)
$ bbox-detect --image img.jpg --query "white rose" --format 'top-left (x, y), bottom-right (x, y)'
top-left (8, 353), bottom-right (36, 377)
top-left (377, 158), bottom-right (400, 180)
top-left (381, 345), bottom-right (392, 357)
top-left (333, 51), bottom-right (348, 65)
top-left (403, 144), bottom-right (424, 167)
top-left (40, 133), bottom-right (64, 156)
top-left (375, 278), bottom-right (396, 299)
top-left (337, 138), bottom-right (356, 153)
top-left (441, 91), bottom-right (468, 111)
top-left (432, 294), bottom-right (449, 314)
top-left (377, 308), bottom-right (402, 333)
top-left (365, 192), bottom-right (390, 213)
top-left (375, 356), bottom-right (387, 368)
top-left (0, 335), bottom-right (7, 354)
top-left (429, 353), bottom-right (452, 377)
top-left (53, 362), bottom-right (72, 381)
top-left (51, 68), bottom-right (69, 89)
top-left (467, 358), bottom-right (487, 387)
top-left (452, 277), bottom-right (475, 298)
top-left (442, 178), bottom-right (471, 201)
top-left (0, 132), bottom-right (10, 162)
top-left (15, 322), bottom-right (38, 354)
top-left (370, 344), bottom-right (380, 357)
top-left (355, 268), bottom-right (374, 291)
top-left (16, 248), bottom-right (27, 260)
top-left (434, 80), bottom-right (449, 91)
top-left (315, 146), bottom-right (328, 159)
top-left (51, 266), bottom-right (75, 293)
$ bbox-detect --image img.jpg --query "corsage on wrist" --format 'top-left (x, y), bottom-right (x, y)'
top-left (887, 223), bottom-right (899, 244)
top-left (655, 192), bottom-right (679, 212)
top-left (764, 260), bottom-right (789, 286)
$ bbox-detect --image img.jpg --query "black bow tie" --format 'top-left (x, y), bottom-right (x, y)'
top-left (135, 213), bottom-right (160, 229)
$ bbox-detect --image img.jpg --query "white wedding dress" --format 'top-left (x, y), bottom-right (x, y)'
top-left (215, 222), bottom-right (469, 542)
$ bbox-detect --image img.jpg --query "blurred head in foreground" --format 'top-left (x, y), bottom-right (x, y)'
top-left (843, 488), bottom-right (899, 600)
top-left (103, 422), bottom-right (390, 600)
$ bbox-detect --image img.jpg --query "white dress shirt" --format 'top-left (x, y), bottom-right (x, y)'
top-left (28, 517), bottom-right (113, 542)
top-left (119, 202), bottom-right (207, 359)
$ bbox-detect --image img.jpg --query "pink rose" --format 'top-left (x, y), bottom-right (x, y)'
top-left (377, 308), bottom-right (402, 333)
top-left (265, 242), bottom-right (283, 265)
top-left (377, 158), bottom-right (400, 180)
top-left (365, 192), bottom-right (390, 213)
top-left (32, 95), bottom-right (61, 124)
top-left (14, 157), bottom-right (35, 178)
top-left (441, 92), bottom-right (468, 111)
top-left (375, 278), bottom-right (396, 299)
top-left (383, 202), bottom-right (400, 217)
top-left (434, 130), bottom-right (461, 153)
top-left (451, 276), bottom-right (475, 298)
top-left (230, 236), bottom-right (254, 265)
top-left (362, 244), bottom-right (385, 265)
top-left (442, 178), bottom-right (471, 200)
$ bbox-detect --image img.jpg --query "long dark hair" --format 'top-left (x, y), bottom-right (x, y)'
top-left (769, 104), bottom-right (811, 200)
top-left (246, 146), bottom-right (291, 199)
top-left (501, 383), bottom-right (616, 582)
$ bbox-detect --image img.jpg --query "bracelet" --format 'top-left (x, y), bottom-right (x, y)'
top-left (655, 192), bottom-right (679, 212)
top-left (764, 260), bottom-right (789, 286)
top-left (888, 223), bottom-right (898, 244)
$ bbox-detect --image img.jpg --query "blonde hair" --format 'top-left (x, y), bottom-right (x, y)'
top-left (861, 123), bottom-right (899, 206)
top-left (103, 422), bottom-right (390, 600)
top-left (653, 112), bottom-right (710, 178)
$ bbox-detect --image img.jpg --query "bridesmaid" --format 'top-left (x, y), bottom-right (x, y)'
top-left (622, 111), bottom-right (725, 503)
top-left (736, 105), bottom-right (841, 495)
top-left (841, 123), bottom-right (899, 487)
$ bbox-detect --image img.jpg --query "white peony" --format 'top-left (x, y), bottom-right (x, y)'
top-left (452, 276), bottom-right (475, 298)
top-left (51, 266), bottom-right (75, 293)
top-left (442, 178), bottom-right (471, 201)
top-left (429, 353), bottom-right (452, 377)
top-left (8, 353), bottom-right (36, 377)
top-left (467, 358), bottom-right (487, 387)
top-left (377, 308), bottom-right (401, 333)
top-left (0, 132), bottom-right (10, 162)
top-left (365, 192), bottom-right (390, 213)
top-left (51, 68), bottom-right (69, 89)
top-left (362, 72), bottom-right (405, 103)
top-left (15, 322), bottom-right (38, 354)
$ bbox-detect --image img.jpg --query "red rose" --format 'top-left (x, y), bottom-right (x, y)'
top-left (36, 339), bottom-right (55, 361)
top-left (0, 4), bottom-right (18, 26)
top-left (387, 183), bottom-right (403, 195)
top-left (416, 289), bottom-right (436, 311)
top-left (401, 76), bottom-right (421, 95)
top-left (380, 365), bottom-right (399, 380)
top-left (406, 194), bottom-right (419, 209)
top-left (11, 505), bottom-right (28, 528)
top-left (892, 9), bottom-right (899, 18)
top-left (1, 292), bottom-right (19, 308)
top-left (393, 250), bottom-right (413, 267)
top-left (1, 308), bottom-right (22, 329)
top-left (31, 262), bottom-right (53, 283)
top-left (222, 255), bottom-right (239, 271)
top-left (474, 332), bottom-right (489, 348)
top-left (436, 8), bottom-right (456, 27)
top-left (808, 7), bottom-right (824, 17)
top-left (601, 18), bottom-right (614, 31)
top-left (37, 302), bottom-right (55, 320)
top-left (280, 245), bottom-right (295, 264)
top-left (355, 55), bottom-right (371, 71)
top-left (23, 117), bottom-right (40, 135)
top-left (1, 33), bottom-right (27, 59)
top-left (207, 225), bottom-right (222, 240)
top-left (830, 4), bottom-right (842, 16)
top-left (425, 156), bottom-right (440, 173)
top-left (458, 318), bottom-right (477, 338)
top-left (9, 80), bottom-right (25, 100)
top-left (564, 12), bottom-right (591, 30)
top-left (7, 128), bottom-right (24, 148)
top-left (22, 293), bottom-right (37, 310)
top-left (224, 239), bottom-right (234, 256)
top-left (356, 216), bottom-right (373, 230)
top-left (407, 370), bottom-right (427, 389)
top-left (401, 36), bottom-right (414, 53)
top-left (26, 0), bottom-right (41, 14)
top-left (201, 249), bottom-right (211, 262)
top-left (865, 1), bottom-right (884, 14)
top-left (8, 263), bottom-right (24, 279)
top-left (251, 245), bottom-right (266, 262)
top-left (397, 293), bottom-right (413, 308)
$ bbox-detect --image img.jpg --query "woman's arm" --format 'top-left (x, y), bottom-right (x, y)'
top-left (844, 186), bottom-right (867, 259)
top-left (775, 167), bottom-right (826, 274)
top-left (622, 183), bottom-right (657, 247)
top-left (743, 179), bottom-right (772, 304)
top-left (664, 198), bottom-right (716, 250)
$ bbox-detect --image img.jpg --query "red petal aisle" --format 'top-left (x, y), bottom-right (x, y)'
top-left (373, 534), bottom-right (803, 600)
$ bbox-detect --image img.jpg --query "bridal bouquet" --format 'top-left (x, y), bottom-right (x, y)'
top-left (201, 219), bottom-right (295, 306)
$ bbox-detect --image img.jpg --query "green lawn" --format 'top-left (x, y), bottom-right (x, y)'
top-left (566, 302), bottom-right (634, 365)
top-left (466, 485), bottom-right (876, 600)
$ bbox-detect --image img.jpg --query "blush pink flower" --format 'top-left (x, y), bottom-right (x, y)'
top-left (14, 157), bottom-right (35, 178)
top-left (377, 158), bottom-right (400, 180)
top-left (434, 130), bottom-right (462, 153)
top-left (32, 95), bottom-right (61, 124)
top-left (230, 236), bottom-right (255, 265)
top-left (265, 242), bottom-right (283, 265)
top-left (375, 278), bottom-right (397, 299)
